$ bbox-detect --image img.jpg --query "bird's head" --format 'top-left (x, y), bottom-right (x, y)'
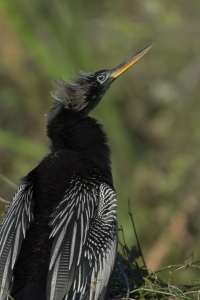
top-left (51, 44), bottom-right (153, 117)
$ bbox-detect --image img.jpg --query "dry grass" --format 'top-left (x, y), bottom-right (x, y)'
top-left (109, 251), bottom-right (200, 299)
top-left (109, 201), bottom-right (200, 300)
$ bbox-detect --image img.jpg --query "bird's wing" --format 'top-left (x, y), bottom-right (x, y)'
top-left (0, 174), bottom-right (36, 300)
top-left (47, 176), bottom-right (117, 300)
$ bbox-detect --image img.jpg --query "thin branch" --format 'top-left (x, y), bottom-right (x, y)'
top-left (146, 263), bottom-right (200, 279)
top-left (0, 197), bottom-right (10, 205)
top-left (130, 287), bottom-right (172, 297)
top-left (128, 199), bottom-right (147, 269)
top-left (0, 285), bottom-right (14, 300)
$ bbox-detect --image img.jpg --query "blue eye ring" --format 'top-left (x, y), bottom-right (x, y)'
top-left (97, 74), bottom-right (108, 84)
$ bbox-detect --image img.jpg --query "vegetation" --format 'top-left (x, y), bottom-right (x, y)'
top-left (1, 0), bottom-right (200, 286)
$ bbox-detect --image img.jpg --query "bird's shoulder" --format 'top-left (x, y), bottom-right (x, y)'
top-left (37, 148), bottom-right (113, 188)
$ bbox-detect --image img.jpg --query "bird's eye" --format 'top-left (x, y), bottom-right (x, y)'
top-left (97, 74), bottom-right (107, 84)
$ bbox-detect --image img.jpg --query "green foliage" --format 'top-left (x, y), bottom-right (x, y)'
top-left (0, 0), bottom-right (200, 283)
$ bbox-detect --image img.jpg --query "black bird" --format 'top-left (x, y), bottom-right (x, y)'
top-left (0, 44), bottom-right (152, 300)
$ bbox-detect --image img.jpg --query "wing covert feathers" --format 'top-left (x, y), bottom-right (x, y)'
top-left (0, 179), bottom-right (35, 300)
top-left (47, 176), bottom-right (117, 300)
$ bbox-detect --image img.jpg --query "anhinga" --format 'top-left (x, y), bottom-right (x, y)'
top-left (0, 44), bottom-right (152, 300)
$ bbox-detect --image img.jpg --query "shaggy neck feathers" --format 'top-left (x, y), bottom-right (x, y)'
top-left (47, 102), bottom-right (111, 171)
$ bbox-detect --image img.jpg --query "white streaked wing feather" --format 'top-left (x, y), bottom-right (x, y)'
top-left (47, 178), bottom-right (117, 300)
top-left (0, 179), bottom-right (35, 299)
top-left (69, 221), bottom-right (77, 269)
top-left (47, 177), bottom-right (97, 300)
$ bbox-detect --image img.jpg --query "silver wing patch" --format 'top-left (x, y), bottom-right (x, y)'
top-left (47, 177), bottom-right (117, 300)
top-left (86, 183), bottom-right (117, 300)
top-left (0, 180), bottom-right (35, 300)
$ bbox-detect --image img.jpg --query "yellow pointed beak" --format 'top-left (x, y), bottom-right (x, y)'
top-left (110, 43), bottom-right (154, 79)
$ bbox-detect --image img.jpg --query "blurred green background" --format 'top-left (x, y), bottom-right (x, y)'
top-left (1, 0), bottom-right (200, 283)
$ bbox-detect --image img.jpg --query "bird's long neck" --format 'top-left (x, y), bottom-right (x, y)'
top-left (47, 102), bottom-right (111, 172)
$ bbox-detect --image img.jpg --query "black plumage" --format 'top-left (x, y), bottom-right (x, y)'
top-left (0, 44), bottom-right (152, 300)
